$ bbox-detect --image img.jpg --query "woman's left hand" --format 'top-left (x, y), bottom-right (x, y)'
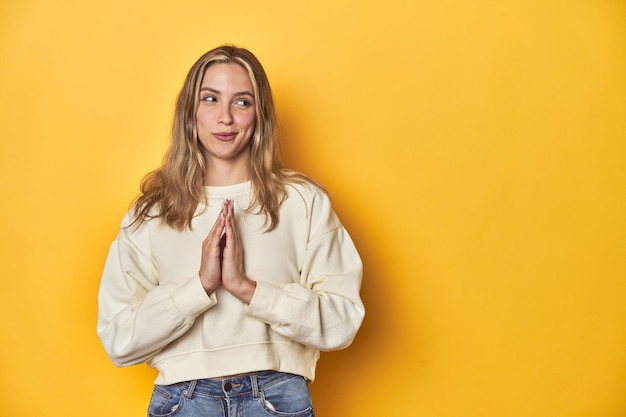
top-left (221, 199), bottom-right (257, 304)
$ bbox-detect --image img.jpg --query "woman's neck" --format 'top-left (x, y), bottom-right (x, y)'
top-left (204, 160), bottom-right (251, 186)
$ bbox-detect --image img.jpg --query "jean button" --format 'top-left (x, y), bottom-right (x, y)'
top-left (224, 382), bottom-right (232, 392)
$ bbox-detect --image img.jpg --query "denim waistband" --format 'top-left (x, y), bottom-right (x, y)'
top-left (177, 371), bottom-right (295, 400)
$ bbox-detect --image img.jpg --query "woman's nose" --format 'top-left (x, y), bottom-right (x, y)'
top-left (218, 104), bottom-right (233, 125)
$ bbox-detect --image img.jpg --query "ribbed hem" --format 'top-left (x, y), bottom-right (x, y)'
top-left (149, 342), bottom-right (320, 385)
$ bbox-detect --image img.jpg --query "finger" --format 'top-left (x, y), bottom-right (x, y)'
top-left (203, 207), bottom-right (226, 246)
top-left (225, 201), bottom-right (239, 242)
top-left (223, 206), bottom-right (233, 247)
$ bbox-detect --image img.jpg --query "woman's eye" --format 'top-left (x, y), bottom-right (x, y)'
top-left (234, 99), bottom-right (251, 107)
top-left (201, 95), bottom-right (216, 102)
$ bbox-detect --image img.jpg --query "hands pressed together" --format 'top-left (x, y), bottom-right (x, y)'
top-left (199, 199), bottom-right (256, 304)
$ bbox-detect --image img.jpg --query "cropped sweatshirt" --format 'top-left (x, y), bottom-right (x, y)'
top-left (97, 181), bottom-right (364, 385)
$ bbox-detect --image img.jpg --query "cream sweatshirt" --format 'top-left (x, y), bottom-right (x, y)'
top-left (97, 181), bottom-right (364, 385)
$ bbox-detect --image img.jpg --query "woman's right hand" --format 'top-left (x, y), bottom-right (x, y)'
top-left (199, 203), bottom-right (227, 294)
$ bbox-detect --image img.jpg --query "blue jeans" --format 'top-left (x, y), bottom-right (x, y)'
top-left (147, 371), bottom-right (315, 417)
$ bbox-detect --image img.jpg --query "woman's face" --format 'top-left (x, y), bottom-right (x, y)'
top-left (196, 63), bottom-right (256, 167)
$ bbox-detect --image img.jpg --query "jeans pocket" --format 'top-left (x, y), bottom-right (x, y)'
top-left (260, 375), bottom-right (314, 416)
top-left (147, 383), bottom-right (186, 417)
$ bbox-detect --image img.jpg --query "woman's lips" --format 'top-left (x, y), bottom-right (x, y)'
top-left (213, 132), bottom-right (237, 142)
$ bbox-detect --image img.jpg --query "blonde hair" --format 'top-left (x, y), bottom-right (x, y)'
top-left (131, 45), bottom-right (316, 231)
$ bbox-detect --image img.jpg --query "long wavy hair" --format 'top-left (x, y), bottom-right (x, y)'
top-left (130, 45), bottom-right (315, 231)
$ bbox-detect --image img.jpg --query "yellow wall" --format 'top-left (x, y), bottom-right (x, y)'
top-left (1, 0), bottom-right (625, 415)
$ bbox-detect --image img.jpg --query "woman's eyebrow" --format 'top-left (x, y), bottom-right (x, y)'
top-left (199, 87), bottom-right (254, 97)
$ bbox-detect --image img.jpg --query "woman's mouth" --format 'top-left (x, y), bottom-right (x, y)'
top-left (213, 132), bottom-right (237, 142)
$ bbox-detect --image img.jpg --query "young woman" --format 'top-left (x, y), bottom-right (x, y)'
top-left (97, 45), bottom-right (364, 417)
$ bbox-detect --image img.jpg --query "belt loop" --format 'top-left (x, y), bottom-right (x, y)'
top-left (251, 374), bottom-right (260, 399)
top-left (184, 380), bottom-right (197, 399)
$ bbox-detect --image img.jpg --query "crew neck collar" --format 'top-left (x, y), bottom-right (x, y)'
top-left (204, 181), bottom-right (252, 198)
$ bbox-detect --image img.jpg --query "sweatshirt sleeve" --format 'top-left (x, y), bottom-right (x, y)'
top-left (244, 189), bottom-right (365, 351)
top-left (97, 213), bottom-right (217, 366)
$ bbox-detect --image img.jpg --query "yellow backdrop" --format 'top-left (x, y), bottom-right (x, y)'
top-left (1, 0), bottom-right (625, 416)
